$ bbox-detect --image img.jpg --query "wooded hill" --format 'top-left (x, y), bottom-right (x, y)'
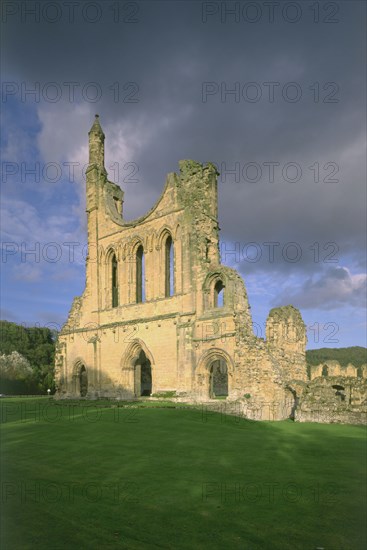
top-left (306, 346), bottom-right (367, 367)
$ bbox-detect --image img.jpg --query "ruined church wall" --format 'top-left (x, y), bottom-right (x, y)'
top-left (309, 361), bottom-right (367, 380)
top-left (55, 117), bottom-right (312, 422)
top-left (266, 305), bottom-right (308, 382)
top-left (296, 376), bottom-right (367, 425)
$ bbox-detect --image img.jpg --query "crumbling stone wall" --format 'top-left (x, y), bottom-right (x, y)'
top-left (296, 376), bottom-right (367, 425)
top-left (55, 116), bottom-right (310, 421)
top-left (266, 305), bottom-right (308, 383)
top-left (309, 361), bottom-right (367, 380)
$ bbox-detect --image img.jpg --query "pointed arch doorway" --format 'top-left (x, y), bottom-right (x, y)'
top-left (134, 349), bottom-right (152, 396)
top-left (121, 340), bottom-right (155, 398)
top-left (73, 361), bottom-right (88, 397)
top-left (195, 349), bottom-right (233, 400)
top-left (209, 359), bottom-right (228, 398)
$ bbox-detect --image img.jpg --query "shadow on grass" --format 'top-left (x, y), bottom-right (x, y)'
top-left (1, 398), bottom-right (366, 550)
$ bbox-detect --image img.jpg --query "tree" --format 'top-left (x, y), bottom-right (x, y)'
top-left (0, 321), bottom-right (58, 394)
top-left (0, 351), bottom-right (33, 380)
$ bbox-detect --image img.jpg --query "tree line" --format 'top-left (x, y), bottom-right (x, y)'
top-left (306, 346), bottom-right (367, 368)
top-left (0, 321), bottom-right (57, 394)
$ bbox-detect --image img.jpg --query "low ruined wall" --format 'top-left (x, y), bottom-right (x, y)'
top-left (296, 376), bottom-right (367, 425)
top-left (309, 361), bottom-right (367, 380)
top-left (295, 408), bottom-right (366, 425)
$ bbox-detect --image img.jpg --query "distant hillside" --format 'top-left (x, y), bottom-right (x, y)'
top-left (306, 347), bottom-right (367, 368)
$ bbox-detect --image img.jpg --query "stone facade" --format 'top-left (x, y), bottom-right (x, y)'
top-left (55, 115), bottom-right (310, 420)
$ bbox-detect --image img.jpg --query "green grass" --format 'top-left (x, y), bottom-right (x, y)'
top-left (1, 398), bottom-right (366, 550)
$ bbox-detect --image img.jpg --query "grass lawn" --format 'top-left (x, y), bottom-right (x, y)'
top-left (1, 398), bottom-right (366, 550)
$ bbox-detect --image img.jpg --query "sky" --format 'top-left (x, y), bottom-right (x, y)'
top-left (1, 0), bottom-right (366, 349)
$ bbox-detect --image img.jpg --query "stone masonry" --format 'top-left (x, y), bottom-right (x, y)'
top-left (55, 115), bottom-right (312, 420)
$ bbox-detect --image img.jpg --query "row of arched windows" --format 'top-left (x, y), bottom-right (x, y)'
top-left (108, 235), bottom-right (174, 308)
top-left (105, 235), bottom-right (227, 311)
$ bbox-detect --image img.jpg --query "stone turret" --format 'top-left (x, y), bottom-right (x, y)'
top-left (88, 114), bottom-right (105, 169)
top-left (84, 115), bottom-right (108, 315)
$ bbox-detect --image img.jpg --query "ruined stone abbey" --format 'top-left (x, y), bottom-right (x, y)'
top-left (55, 116), bottom-right (366, 423)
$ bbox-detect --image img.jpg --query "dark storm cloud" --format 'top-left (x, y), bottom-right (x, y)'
top-left (2, 0), bottom-right (366, 277)
top-left (272, 266), bottom-right (367, 310)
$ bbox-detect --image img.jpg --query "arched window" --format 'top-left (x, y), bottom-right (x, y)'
top-left (322, 365), bottom-right (328, 377)
top-left (214, 280), bottom-right (224, 307)
top-left (136, 245), bottom-right (145, 303)
top-left (332, 384), bottom-right (346, 401)
top-left (111, 253), bottom-right (118, 307)
top-left (165, 235), bottom-right (174, 297)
